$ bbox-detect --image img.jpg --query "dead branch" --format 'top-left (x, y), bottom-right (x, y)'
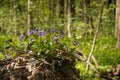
top-left (86, 0), bottom-right (104, 70)
top-left (72, 51), bottom-right (113, 80)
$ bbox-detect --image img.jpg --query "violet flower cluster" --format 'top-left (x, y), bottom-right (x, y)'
top-left (19, 28), bottom-right (79, 46)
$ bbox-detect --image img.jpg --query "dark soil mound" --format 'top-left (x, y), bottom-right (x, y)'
top-left (0, 55), bottom-right (81, 80)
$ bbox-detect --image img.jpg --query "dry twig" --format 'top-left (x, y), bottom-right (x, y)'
top-left (86, 0), bottom-right (104, 70)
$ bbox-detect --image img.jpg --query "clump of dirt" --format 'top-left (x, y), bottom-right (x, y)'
top-left (0, 55), bottom-right (81, 80)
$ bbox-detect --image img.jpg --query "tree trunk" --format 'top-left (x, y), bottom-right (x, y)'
top-left (28, 0), bottom-right (30, 35)
top-left (83, 0), bottom-right (87, 24)
top-left (56, 0), bottom-right (59, 17)
top-left (116, 0), bottom-right (120, 48)
top-left (67, 0), bottom-right (71, 38)
top-left (14, 0), bottom-right (17, 36)
top-left (64, 0), bottom-right (67, 25)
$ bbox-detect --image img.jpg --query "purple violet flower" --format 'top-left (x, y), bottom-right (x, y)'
top-left (29, 29), bottom-right (37, 35)
top-left (73, 40), bottom-right (79, 46)
top-left (53, 36), bottom-right (59, 44)
top-left (33, 30), bottom-right (37, 34)
top-left (19, 35), bottom-right (24, 41)
top-left (29, 30), bottom-right (33, 35)
top-left (60, 30), bottom-right (65, 38)
top-left (39, 31), bottom-right (46, 36)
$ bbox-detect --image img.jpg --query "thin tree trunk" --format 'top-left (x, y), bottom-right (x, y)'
top-left (64, 0), bottom-right (67, 24)
top-left (56, 0), bottom-right (59, 17)
top-left (74, 0), bottom-right (79, 17)
top-left (28, 0), bottom-right (30, 35)
top-left (67, 0), bottom-right (71, 38)
top-left (112, 0), bottom-right (116, 17)
top-left (116, 0), bottom-right (120, 48)
top-left (14, 0), bottom-right (17, 36)
top-left (83, 0), bottom-right (87, 23)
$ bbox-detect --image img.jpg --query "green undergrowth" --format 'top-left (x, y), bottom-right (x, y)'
top-left (75, 30), bottom-right (120, 79)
